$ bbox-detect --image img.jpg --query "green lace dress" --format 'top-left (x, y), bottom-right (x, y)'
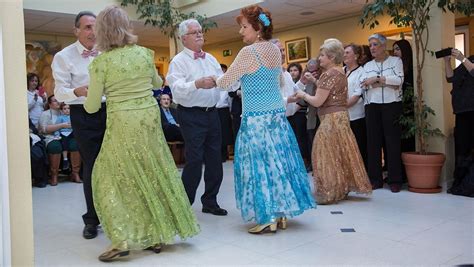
top-left (84, 44), bottom-right (199, 250)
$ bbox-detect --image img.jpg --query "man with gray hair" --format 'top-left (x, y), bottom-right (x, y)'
top-left (361, 33), bottom-right (404, 193)
top-left (166, 19), bottom-right (227, 216)
top-left (52, 11), bottom-right (104, 239)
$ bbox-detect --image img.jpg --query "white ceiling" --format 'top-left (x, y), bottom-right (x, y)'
top-left (24, 0), bottom-right (368, 48)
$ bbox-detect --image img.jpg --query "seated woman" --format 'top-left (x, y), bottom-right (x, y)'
top-left (38, 96), bottom-right (82, 185)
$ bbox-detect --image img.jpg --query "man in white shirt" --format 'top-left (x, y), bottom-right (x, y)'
top-left (52, 11), bottom-right (105, 238)
top-left (166, 19), bottom-right (227, 216)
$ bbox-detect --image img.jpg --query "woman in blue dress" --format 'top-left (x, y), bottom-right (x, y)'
top-left (215, 5), bottom-right (316, 234)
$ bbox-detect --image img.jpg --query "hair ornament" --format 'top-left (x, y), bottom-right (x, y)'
top-left (258, 13), bottom-right (270, 27)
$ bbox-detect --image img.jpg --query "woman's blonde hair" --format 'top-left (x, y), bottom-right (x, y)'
top-left (320, 38), bottom-right (344, 65)
top-left (95, 5), bottom-right (137, 51)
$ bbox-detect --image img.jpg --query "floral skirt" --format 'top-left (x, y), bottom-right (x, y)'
top-left (92, 96), bottom-right (199, 250)
top-left (312, 111), bottom-right (372, 204)
top-left (234, 109), bottom-right (316, 224)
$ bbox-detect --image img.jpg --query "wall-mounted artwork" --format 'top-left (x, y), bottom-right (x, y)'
top-left (25, 41), bottom-right (61, 96)
top-left (286, 37), bottom-right (309, 63)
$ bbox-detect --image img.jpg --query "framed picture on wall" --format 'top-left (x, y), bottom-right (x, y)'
top-left (285, 37), bottom-right (309, 63)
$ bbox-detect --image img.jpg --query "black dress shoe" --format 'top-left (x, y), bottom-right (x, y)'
top-left (202, 206), bottom-right (228, 216)
top-left (372, 184), bottom-right (383, 190)
top-left (389, 184), bottom-right (401, 193)
top-left (83, 224), bottom-right (98, 239)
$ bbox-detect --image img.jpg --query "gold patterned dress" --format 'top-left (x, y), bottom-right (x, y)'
top-left (84, 44), bottom-right (199, 250)
top-left (312, 68), bottom-right (372, 204)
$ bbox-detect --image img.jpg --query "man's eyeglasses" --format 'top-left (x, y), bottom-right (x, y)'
top-left (186, 31), bottom-right (203, 36)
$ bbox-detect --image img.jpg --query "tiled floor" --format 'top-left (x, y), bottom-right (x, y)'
top-left (33, 161), bottom-right (474, 266)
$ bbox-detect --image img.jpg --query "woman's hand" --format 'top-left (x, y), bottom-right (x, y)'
top-left (452, 48), bottom-right (465, 62)
top-left (360, 77), bottom-right (379, 89)
top-left (62, 122), bottom-right (71, 129)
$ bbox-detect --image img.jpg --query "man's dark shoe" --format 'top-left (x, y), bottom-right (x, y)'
top-left (83, 224), bottom-right (98, 239)
top-left (202, 206), bottom-right (228, 216)
top-left (372, 184), bottom-right (383, 190)
top-left (390, 184), bottom-right (401, 193)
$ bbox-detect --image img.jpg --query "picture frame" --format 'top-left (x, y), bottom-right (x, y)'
top-left (285, 37), bottom-right (309, 63)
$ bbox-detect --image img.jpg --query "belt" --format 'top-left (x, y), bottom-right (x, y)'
top-left (69, 102), bottom-right (106, 107)
top-left (178, 104), bottom-right (216, 112)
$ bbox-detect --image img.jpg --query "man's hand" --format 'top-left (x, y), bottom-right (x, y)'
top-left (195, 77), bottom-right (216, 89)
top-left (294, 89), bottom-right (306, 99)
top-left (303, 72), bottom-right (316, 84)
top-left (62, 122), bottom-right (71, 129)
top-left (74, 86), bottom-right (88, 97)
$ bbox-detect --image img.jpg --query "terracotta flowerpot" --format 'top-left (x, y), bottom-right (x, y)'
top-left (401, 152), bottom-right (446, 193)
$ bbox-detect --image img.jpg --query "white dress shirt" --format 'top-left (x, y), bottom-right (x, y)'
top-left (281, 70), bottom-right (299, 117)
top-left (166, 47), bottom-right (222, 108)
top-left (216, 90), bottom-right (230, 108)
top-left (346, 66), bottom-right (366, 121)
top-left (361, 56), bottom-right (404, 104)
top-left (27, 90), bottom-right (44, 127)
top-left (52, 41), bottom-right (97, 105)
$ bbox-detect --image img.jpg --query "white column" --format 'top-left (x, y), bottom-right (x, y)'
top-left (420, 8), bottom-right (455, 182)
top-left (0, 0), bottom-right (35, 266)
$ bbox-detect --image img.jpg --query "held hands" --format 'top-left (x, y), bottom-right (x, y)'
top-left (294, 89), bottom-right (306, 100)
top-left (195, 76), bottom-right (217, 89)
top-left (74, 86), bottom-right (88, 97)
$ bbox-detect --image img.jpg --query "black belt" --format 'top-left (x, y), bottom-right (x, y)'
top-left (178, 104), bottom-right (216, 112)
top-left (69, 102), bottom-right (106, 107)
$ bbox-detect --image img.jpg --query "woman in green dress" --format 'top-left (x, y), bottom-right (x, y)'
top-left (84, 5), bottom-right (199, 262)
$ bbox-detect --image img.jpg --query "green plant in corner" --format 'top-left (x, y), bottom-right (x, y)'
top-left (121, 0), bottom-right (217, 54)
top-left (359, 0), bottom-right (473, 154)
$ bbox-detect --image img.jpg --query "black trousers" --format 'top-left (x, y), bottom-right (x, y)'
top-left (218, 107), bottom-right (233, 160)
top-left (454, 110), bottom-right (474, 165)
top-left (70, 103), bottom-right (106, 226)
top-left (163, 124), bottom-right (184, 142)
top-left (231, 113), bottom-right (242, 143)
top-left (177, 105), bottom-right (223, 208)
top-left (288, 112), bottom-right (309, 160)
top-left (365, 102), bottom-right (402, 186)
top-left (30, 141), bottom-right (48, 185)
top-left (350, 117), bottom-right (368, 170)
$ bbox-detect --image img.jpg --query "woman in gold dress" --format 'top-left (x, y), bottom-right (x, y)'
top-left (295, 38), bottom-right (372, 204)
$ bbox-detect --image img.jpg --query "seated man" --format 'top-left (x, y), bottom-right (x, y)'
top-left (160, 93), bottom-right (183, 142)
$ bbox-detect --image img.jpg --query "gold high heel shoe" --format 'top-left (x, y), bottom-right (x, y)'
top-left (277, 217), bottom-right (288, 230)
top-left (98, 248), bottom-right (130, 262)
top-left (248, 223), bottom-right (277, 234)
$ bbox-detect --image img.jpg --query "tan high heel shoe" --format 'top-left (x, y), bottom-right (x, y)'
top-left (98, 248), bottom-right (130, 262)
top-left (277, 217), bottom-right (288, 230)
top-left (248, 223), bottom-right (277, 234)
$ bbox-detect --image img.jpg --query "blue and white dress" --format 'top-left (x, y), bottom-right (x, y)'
top-left (216, 42), bottom-right (316, 224)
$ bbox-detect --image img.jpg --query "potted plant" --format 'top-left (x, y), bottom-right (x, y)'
top-left (359, 0), bottom-right (473, 193)
top-left (121, 0), bottom-right (217, 55)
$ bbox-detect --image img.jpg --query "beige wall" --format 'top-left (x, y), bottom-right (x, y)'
top-left (1, 0), bottom-right (34, 266)
top-left (205, 15), bottom-right (399, 67)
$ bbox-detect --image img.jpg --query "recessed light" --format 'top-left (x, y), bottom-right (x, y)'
top-left (300, 11), bottom-right (315, 16)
